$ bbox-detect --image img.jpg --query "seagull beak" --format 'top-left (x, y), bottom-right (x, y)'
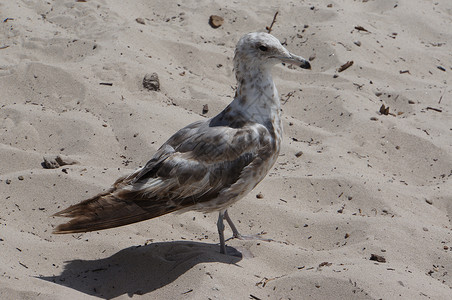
top-left (280, 52), bottom-right (311, 70)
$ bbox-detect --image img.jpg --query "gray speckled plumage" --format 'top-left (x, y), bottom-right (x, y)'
top-left (53, 32), bottom-right (311, 254)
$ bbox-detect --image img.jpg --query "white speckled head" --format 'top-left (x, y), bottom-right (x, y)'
top-left (233, 32), bottom-right (311, 76)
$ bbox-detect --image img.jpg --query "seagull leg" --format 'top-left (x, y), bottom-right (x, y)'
top-left (224, 209), bottom-right (242, 238)
top-left (217, 210), bottom-right (226, 254)
top-left (224, 210), bottom-right (273, 242)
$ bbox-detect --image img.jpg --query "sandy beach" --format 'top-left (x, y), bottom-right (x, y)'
top-left (1, 0), bottom-right (452, 299)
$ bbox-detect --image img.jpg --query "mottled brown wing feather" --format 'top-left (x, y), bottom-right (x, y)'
top-left (53, 119), bottom-right (270, 234)
top-left (53, 192), bottom-right (179, 233)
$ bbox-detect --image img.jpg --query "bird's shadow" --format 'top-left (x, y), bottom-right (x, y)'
top-left (40, 241), bottom-right (242, 299)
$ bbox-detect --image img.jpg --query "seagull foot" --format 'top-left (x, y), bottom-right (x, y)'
top-left (229, 231), bottom-right (273, 242)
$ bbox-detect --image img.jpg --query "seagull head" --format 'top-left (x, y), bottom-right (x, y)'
top-left (234, 32), bottom-right (311, 73)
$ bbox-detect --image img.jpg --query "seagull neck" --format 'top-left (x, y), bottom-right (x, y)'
top-left (230, 67), bottom-right (281, 125)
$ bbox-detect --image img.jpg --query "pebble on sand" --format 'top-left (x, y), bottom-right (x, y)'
top-left (143, 73), bottom-right (160, 91)
top-left (209, 15), bottom-right (224, 28)
top-left (43, 155), bottom-right (79, 169)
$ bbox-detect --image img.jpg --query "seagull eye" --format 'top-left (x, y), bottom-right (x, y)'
top-left (258, 45), bottom-right (268, 52)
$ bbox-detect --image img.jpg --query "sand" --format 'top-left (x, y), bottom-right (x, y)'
top-left (1, 0), bottom-right (452, 299)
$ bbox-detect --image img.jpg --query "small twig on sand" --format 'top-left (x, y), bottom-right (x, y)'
top-left (353, 83), bottom-right (364, 90)
top-left (354, 25), bottom-right (370, 33)
top-left (283, 91), bottom-right (295, 105)
top-left (266, 11), bottom-right (279, 33)
top-left (438, 88), bottom-right (446, 104)
top-left (426, 106), bottom-right (442, 113)
top-left (338, 61), bottom-right (354, 72)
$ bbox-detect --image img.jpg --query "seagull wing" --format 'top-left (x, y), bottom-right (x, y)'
top-left (53, 119), bottom-right (275, 233)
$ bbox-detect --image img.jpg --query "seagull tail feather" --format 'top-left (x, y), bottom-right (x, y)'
top-left (52, 192), bottom-right (171, 234)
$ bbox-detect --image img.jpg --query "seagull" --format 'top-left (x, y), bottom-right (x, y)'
top-left (53, 32), bottom-right (311, 254)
